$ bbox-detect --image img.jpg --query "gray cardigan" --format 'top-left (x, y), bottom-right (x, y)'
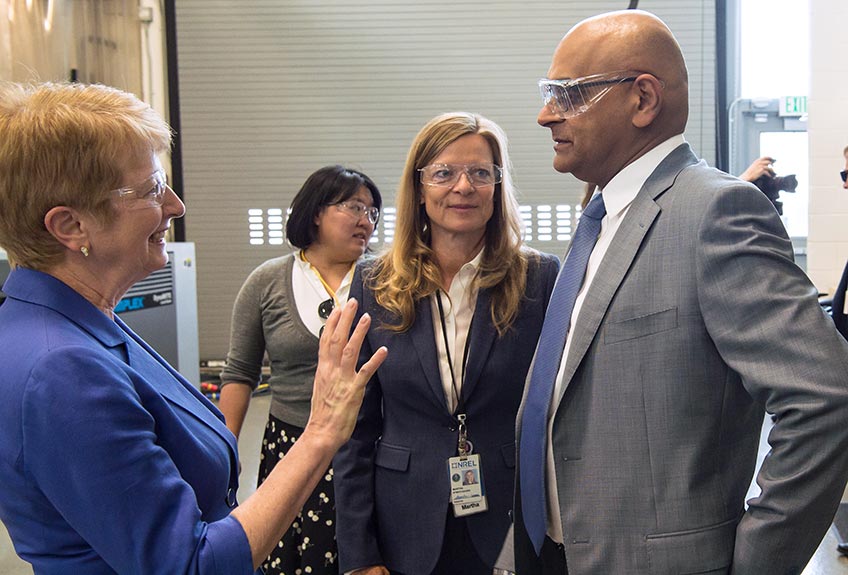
top-left (220, 253), bottom-right (318, 428)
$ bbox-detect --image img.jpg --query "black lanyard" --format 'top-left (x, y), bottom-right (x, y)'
top-left (435, 290), bottom-right (473, 415)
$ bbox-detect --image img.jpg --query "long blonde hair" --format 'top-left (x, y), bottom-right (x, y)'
top-left (367, 112), bottom-right (532, 336)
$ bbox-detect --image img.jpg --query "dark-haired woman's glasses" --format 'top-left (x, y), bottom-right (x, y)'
top-left (334, 201), bottom-right (380, 224)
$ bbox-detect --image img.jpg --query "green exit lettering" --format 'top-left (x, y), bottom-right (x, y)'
top-left (780, 96), bottom-right (807, 116)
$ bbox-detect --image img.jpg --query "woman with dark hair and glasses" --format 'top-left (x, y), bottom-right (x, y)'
top-left (334, 113), bottom-right (559, 575)
top-left (219, 165), bottom-right (382, 575)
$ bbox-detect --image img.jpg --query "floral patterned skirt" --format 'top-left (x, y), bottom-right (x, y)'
top-left (258, 414), bottom-right (338, 575)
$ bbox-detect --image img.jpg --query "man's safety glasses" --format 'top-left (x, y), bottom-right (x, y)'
top-left (538, 71), bottom-right (644, 119)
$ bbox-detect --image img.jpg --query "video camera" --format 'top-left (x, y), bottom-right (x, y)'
top-left (752, 173), bottom-right (797, 216)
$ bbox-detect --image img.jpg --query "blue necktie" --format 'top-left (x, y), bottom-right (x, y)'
top-left (519, 193), bottom-right (607, 554)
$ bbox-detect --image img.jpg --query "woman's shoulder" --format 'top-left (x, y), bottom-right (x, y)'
top-left (243, 253), bottom-right (296, 283)
top-left (353, 253), bottom-right (386, 285)
top-left (521, 247), bottom-right (560, 274)
top-left (255, 252), bottom-right (296, 272)
top-left (355, 253), bottom-right (382, 271)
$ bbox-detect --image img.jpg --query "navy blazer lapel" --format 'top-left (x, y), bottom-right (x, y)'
top-left (461, 288), bottom-right (497, 403)
top-left (409, 296), bottom-right (453, 413)
top-left (554, 144), bottom-right (699, 405)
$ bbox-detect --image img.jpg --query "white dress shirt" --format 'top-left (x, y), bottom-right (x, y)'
top-left (342, 252), bottom-right (485, 575)
top-left (545, 135), bottom-right (686, 543)
top-left (430, 248), bottom-right (484, 413)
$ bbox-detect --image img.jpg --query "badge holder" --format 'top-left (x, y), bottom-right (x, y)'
top-left (447, 413), bottom-right (488, 516)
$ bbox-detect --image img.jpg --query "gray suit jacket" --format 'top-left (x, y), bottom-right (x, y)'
top-left (515, 143), bottom-right (848, 574)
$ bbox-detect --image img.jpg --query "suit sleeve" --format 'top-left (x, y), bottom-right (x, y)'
top-left (333, 264), bottom-right (386, 572)
top-left (22, 348), bottom-right (254, 575)
top-left (695, 183), bottom-right (848, 574)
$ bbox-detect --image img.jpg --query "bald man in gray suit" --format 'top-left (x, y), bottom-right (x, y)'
top-left (514, 10), bottom-right (848, 575)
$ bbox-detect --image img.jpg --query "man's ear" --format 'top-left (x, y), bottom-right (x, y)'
top-left (43, 206), bottom-right (88, 252)
top-left (631, 74), bottom-right (664, 128)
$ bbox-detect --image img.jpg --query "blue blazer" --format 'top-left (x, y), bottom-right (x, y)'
top-left (0, 268), bottom-right (256, 575)
top-left (334, 252), bottom-right (559, 575)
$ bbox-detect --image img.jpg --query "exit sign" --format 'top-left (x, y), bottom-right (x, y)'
top-left (779, 96), bottom-right (807, 117)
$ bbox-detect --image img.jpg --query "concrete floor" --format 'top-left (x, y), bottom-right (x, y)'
top-left (1, 397), bottom-right (848, 573)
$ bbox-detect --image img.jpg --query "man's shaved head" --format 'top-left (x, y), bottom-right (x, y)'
top-left (538, 10), bottom-right (690, 185)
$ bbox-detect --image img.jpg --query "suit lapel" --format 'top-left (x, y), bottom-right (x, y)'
top-left (116, 316), bottom-right (240, 462)
top-left (6, 267), bottom-right (241, 486)
top-left (408, 291), bottom-right (498, 414)
top-left (409, 296), bottom-right (453, 413)
top-left (461, 288), bottom-right (497, 404)
top-left (553, 144), bottom-right (699, 406)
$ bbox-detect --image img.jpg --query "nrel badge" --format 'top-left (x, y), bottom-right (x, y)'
top-left (779, 96), bottom-right (807, 117)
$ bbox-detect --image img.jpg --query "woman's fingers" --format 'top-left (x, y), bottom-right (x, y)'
top-left (320, 298), bottom-right (387, 379)
top-left (309, 298), bottom-right (388, 445)
top-left (318, 299), bottom-right (355, 359)
top-left (356, 338), bottom-right (388, 384)
top-left (342, 308), bottom-right (386, 376)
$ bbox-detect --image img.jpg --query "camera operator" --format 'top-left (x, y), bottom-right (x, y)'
top-left (739, 156), bottom-right (797, 215)
top-left (740, 155), bottom-right (777, 183)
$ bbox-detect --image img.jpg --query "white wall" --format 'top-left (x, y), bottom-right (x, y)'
top-left (807, 0), bottom-right (848, 293)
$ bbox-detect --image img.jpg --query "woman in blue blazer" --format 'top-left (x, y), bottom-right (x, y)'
top-left (334, 112), bottom-right (559, 575)
top-left (0, 82), bottom-right (385, 575)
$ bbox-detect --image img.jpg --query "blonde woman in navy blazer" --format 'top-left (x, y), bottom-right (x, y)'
top-left (334, 112), bottom-right (559, 575)
top-left (0, 82), bottom-right (385, 575)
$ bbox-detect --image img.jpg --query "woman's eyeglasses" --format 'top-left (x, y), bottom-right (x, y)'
top-left (418, 163), bottom-right (503, 188)
top-left (111, 169), bottom-right (171, 209)
top-left (333, 201), bottom-right (380, 224)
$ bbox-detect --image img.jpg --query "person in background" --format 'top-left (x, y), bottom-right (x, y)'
top-left (0, 81), bottom-right (386, 575)
top-left (739, 155), bottom-right (776, 183)
top-left (219, 165), bottom-right (382, 575)
top-left (334, 111), bottom-right (560, 575)
top-left (842, 145), bottom-right (848, 191)
top-left (829, 145), bottom-right (848, 345)
top-left (515, 10), bottom-right (848, 574)
top-left (836, 143), bottom-right (848, 554)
